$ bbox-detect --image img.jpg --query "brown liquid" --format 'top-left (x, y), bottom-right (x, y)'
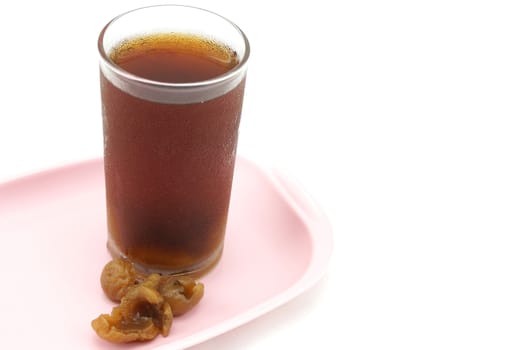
top-left (101, 33), bottom-right (245, 274)
top-left (110, 33), bottom-right (238, 83)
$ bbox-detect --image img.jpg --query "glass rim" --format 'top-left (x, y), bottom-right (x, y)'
top-left (97, 4), bottom-right (250, 89)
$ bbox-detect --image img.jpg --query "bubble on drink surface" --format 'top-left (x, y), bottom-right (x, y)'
top-left (102, 32), bottom-right (246, 104)
top-left (110, 33), bottom-right (239, 73)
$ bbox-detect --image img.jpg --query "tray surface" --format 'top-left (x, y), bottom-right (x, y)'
top-left (0, 158), bottom-right (332, 349)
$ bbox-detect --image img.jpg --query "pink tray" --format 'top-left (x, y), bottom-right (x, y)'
top-left (0, 157), bottom-right (332, 349)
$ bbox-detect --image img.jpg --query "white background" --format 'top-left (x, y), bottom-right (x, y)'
top-left (1, 0), bottom-right (525, 349)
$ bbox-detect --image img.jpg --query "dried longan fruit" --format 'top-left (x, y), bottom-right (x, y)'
top-left (92, 282), bottom-right (173, 342)
top-left (100, 259), bottom-right (140, 302)
top-left (159, 276), bottom-right (205, 316)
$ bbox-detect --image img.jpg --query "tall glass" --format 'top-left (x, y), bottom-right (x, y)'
top-left (98, 5), bottom-right (249, 276)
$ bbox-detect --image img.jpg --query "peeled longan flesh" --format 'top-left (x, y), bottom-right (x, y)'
top-left (93, 259), bottom-right (204, 343)
top-left (100, 259), bottom-right (139, 302)
top-left (160, 276), bottom-right (205, 316)
top-left (92, 279), bottom-right (172, 342)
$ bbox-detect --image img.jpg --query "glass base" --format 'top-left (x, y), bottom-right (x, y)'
top-left (106, 237), bottom-right (224, 278)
